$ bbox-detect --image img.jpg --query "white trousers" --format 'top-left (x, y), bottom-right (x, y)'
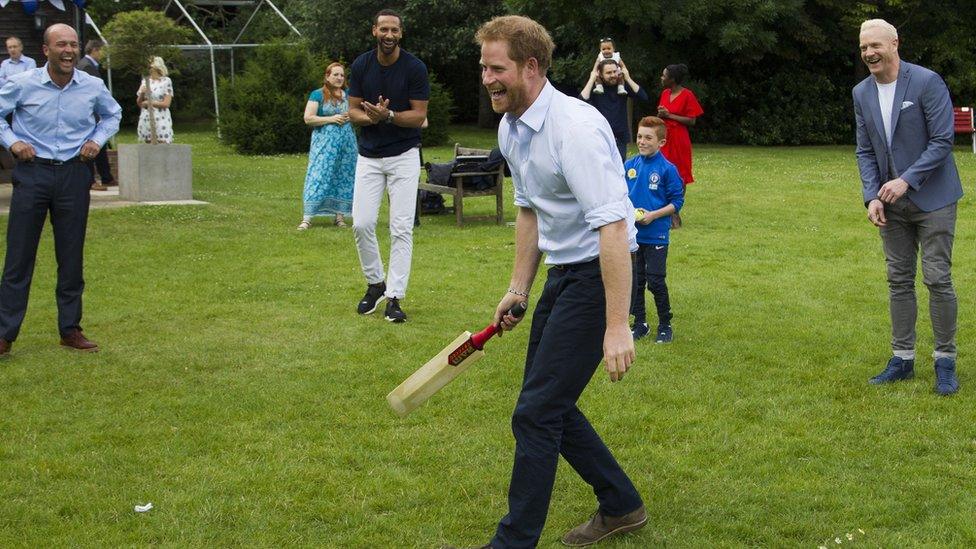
top-left (351, 147), bottom-right (420, 299)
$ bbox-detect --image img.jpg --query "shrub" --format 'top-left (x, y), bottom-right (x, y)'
top-left (219, 42), bottom-right (321, 154)
top-left (422, 73), bottom-right (453, 147)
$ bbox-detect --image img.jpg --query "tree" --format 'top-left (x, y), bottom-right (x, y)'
top-left (103, 10), bottom-right (193, 143)
top-left (505, 0), bottom-right (976, 144)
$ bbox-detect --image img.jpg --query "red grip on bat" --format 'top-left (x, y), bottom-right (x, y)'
top-left (471, 301), bottom-right (528, 350)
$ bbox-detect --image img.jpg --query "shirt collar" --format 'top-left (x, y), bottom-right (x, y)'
top-left (504, 79), bottom-right (555, 134)
top-left (40, 64), bottom-right (82, 87)
top-left (7, 57), bottom-right (25, 65)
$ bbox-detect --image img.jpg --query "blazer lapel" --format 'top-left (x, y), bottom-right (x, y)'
top-left (890, 62), bottom-right (912, 138)
top-left (865, 80), bottom-right (886, 146)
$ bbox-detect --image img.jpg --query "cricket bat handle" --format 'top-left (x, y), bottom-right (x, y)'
top-left (470, 301), bottom-right (528, 349)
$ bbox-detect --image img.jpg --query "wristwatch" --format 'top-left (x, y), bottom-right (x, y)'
top-left (386, 110), bottom-right (395, 124)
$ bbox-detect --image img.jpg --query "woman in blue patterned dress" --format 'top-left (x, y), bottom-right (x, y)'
top-left (298, 62), bottom-right (357, 229)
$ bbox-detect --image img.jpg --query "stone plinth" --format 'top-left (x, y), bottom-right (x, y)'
top-left (118, 144), bottom-right (192, 202)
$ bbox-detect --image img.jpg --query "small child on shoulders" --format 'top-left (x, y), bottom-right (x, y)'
top-left (625, 116), bottom-right (684, 343)
top-left (593, 37), bottom-right (627, 95)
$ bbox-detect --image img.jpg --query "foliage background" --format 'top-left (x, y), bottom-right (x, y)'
top-left (89, 0), bottom-right (976, 145)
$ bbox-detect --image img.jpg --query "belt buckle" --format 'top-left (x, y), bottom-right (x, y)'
top-left (51, 159), bottom-right (65, 166)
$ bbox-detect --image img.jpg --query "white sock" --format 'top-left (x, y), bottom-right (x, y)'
top-left (893, 350), bottom-right (915, 361)
top-left (933, 351), bottom-right (956, 360)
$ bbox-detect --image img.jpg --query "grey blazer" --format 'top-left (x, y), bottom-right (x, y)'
top-left (76, 56), bottom-right (102, 80)
top-left (853, 61), bottom-right (962, 211)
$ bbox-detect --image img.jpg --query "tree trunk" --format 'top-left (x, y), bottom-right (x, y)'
top-left (144, 75), bottom-right (158, 145)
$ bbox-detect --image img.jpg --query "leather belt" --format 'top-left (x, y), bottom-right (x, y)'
top-left (551, 258), bottom-right (600, 271)
top-left (31, 156), bottom-right (82, 165)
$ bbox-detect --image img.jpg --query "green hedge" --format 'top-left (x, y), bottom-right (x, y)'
top-left (422, 73), bottom-right (453, 147)
top-left (218, 42), bottom-right (320, 155)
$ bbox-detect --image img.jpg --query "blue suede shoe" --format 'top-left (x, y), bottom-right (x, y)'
top-left (631, 322), bottom-right (650, 341)
top-left (934, 357), bottom-right (959, 396)
top-left (868, 356), bottom-right (915, 384)
top-left (655, 325), bottom-right (673, 344)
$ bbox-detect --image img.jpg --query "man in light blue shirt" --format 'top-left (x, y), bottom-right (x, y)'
top-left (0, 36), bottom-right (37, 89)
top-left (0, 24), bottom-right (122, 357)
top-left (450, 15), bottom-right (644, 549)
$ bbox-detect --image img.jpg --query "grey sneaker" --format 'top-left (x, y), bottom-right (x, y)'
top-left (561, 505), bottom-right (647, 547)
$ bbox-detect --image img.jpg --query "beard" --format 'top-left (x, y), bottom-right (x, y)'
top-left (377, 37), bottom-right (400, 55)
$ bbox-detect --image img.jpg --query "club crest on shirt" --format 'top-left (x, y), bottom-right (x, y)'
top-left (649, 172), bottom-right (660, 190)
top-left (627, 168), bottom-right (637, 179)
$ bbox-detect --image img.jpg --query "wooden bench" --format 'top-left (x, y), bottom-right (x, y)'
top-left (418, 143), bottom-right (505, 226)
top-left (954, 106), bottom-right (975, 154)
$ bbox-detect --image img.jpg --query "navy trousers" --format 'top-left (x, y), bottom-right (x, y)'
top-left (631, 243), bottom-right (671, 328)
top-left (86, 145), bottom-right (114, 184)
top-left (491, 260), bottom-right (643, 548)
top-left (0, 160), bottom-right (92, 341)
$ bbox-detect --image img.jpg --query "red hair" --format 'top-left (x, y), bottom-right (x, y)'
top-left (322, 62), bottom-right (346, 104)
top-left (638, 116), bottom-right (667, 140)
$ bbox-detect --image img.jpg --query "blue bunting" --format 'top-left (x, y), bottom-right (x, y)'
top-left (21, 0), bottom-right (40, 15)
top-left (72, 0), bottom-right (86, 7)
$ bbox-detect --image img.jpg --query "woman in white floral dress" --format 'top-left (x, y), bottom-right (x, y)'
top-left (136, 57), bottom-right (174, 143)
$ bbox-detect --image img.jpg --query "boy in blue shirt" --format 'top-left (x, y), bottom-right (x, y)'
top-left (625, 116), bottom-right (684, 342)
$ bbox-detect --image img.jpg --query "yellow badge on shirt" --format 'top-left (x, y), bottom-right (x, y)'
top-left (627, 168), bottom-right (637, 179)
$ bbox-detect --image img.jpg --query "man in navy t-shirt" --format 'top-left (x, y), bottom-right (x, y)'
top-left (348, 8), bottom-right (430, 323)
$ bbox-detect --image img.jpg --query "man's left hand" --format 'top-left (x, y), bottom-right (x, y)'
top-left (362, 96), bottom-right (391, 124)
top-left (877, 177), bottom-right (909, 204)
top-left (80, 140), bottom-right (100, 161)
top-left (604, 324), bottom-right (635, 382)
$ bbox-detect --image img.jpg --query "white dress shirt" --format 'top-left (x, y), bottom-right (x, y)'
top-left (498, 80), bottom-right (637, 265)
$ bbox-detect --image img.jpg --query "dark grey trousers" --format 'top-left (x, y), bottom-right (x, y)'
top-left (880, 197), bottom-right (957, 356)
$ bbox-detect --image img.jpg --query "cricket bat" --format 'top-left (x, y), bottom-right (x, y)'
top-left (386, 302), bottom-right (527, 417)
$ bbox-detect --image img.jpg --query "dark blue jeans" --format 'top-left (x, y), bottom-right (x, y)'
top-left (0, 160), bottom-right (92, 341)
top-left (491, 260), bottom-right (643, 548)
top-left (615, 136), bottom-right (629, 165)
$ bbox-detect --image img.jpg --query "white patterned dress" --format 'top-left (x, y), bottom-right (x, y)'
top-left (136, 77), bottom-right (174, 143)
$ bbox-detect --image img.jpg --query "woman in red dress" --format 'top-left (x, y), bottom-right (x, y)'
top-left (657, 64), bottom-right (703, 227)
top-left (657, 64), bottom-right (703, 185)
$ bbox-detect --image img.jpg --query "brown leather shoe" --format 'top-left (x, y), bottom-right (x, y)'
top-left (91, 182), bottom-right (108, 191)
top-left (561, 505), bottom-right (647, 547)
top-left (59, 330), bottom-right (99, 352)
top-left (0, 338), bottom-right (11, 357)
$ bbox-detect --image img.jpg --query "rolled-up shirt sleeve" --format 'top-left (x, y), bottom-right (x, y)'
top-left (90, 81), bottom-right (122, 147)
top-left (560, 119), bottom-right (632, 230)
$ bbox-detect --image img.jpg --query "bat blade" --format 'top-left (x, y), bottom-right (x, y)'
top-left (386, 331), bottom-right (485, 417)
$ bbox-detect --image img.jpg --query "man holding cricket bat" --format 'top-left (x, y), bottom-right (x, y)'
top-left (464, 15), bottom-right (646, 548)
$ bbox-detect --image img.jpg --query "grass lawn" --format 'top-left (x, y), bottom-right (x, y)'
top-left (1, 124), bottom-right (974, 548)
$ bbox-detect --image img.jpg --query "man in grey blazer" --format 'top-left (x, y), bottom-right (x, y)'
top-left (77, 39), bottom-right (116, 191)
top-left (853, 19), bottom-right (963, 395)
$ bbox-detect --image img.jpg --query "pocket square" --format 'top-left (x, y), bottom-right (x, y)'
top-left (901, 101), bottom-right (915, 110)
